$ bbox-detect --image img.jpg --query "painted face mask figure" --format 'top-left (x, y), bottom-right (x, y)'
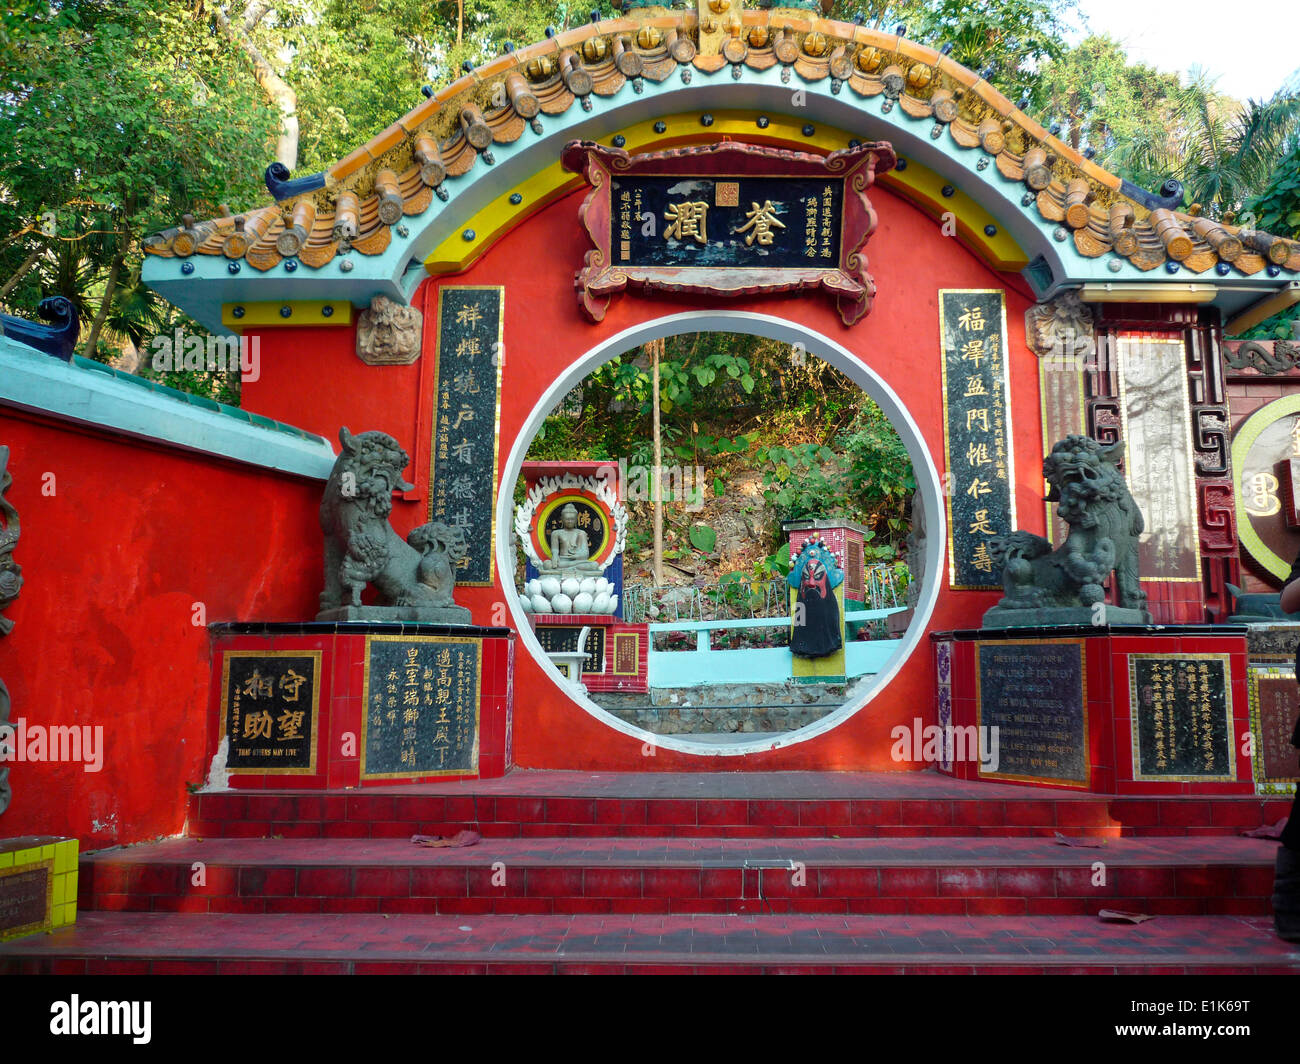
top-left (788, 542), bottom-right (844, 659)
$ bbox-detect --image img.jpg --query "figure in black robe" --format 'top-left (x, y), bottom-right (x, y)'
top-left (788, 544), bottom-right (843, 659)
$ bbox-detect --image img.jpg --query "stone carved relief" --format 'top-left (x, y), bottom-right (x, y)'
top-left (1025, 291), bottom-right (1095, 361)
top-left (355, 295), bottom-right (423, 365)
top-left (0, 445), bottom-right (21, 816)
top-left (1224, 340), bottom-right (1300, 375)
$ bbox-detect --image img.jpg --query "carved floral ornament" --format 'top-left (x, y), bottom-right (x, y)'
top-left (1024, 290), bottom-right (1095, 360)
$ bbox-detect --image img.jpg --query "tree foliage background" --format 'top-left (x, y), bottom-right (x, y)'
top-left (0, 0), bottom-right (1296, 442)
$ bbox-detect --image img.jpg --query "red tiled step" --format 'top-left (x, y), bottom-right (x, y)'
top-left (3, 911), bottom-right (1297, 975)
top-left (78, 835), bottom-right (1283, 917)
top-left (188, 771), bottom-right (1291, 839)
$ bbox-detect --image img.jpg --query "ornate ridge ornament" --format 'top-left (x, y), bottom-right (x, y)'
top-left (356, 295), bottom-right (423, 365)
top-left (139, 13), bottom-right (1300, 281)
top-left (0, 445), bottom-right (21, 816)
top-left (561, 138), bottom-right (895, 325)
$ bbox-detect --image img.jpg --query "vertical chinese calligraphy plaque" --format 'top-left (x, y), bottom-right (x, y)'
top-left (974, 640), bottom-right (1088, 787)
top-left (361, 635), bottom-right (482, 779)
top-left (428, 286), bottom-right (504, 586)
top-left (220, 651), bottom-right (322, 775)
top-left (1129, 653), bottom-right (1234, 782)
top-left (939, 290), bottom-right (1016, 588)
top-left (1248, 666), bottom-right (1300, 793)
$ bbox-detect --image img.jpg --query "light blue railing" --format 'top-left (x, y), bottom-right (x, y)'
top-left (646, 608), bottom-right (907, 687)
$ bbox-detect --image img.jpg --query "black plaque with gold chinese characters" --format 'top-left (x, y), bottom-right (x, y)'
top-left (1130, 654), bottom-right (1234, 781)
top-left (429, 286), bottom-right (503, 586)
top-left (221, 651), bottom-right (321, 774)
top-left (535, 625), bottom-right (605, 674)
top-left (613, 176), bottom-right (844, 268)
top-left (939, 289), bottom-right (1015, 588)
top-left (362, 635), bottom-right (481, 778)
top-left (562, 140), bottom-right (896, 326)
top-left (975, 640), bottom-right (1088, 787)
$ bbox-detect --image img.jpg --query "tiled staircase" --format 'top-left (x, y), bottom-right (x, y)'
top-left (3, 771), bottom-right (1298, 974)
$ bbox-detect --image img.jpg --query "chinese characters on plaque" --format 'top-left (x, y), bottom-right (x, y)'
top-left (939, 290), bottom-right (1015, 588)
top-left (1248, 667), bottom-right (1300, 793)
top-left (563, 140), bottom-right (896, 325)
top-left (221, 651), bottom-right (321, 773)
top-left (430, 286), bottom-right (503, 586)
top-left (1130, 654), bottom-right (1234, 781)
top-left (612, 176), bottom-right (843, 269)
top-left (976, 642), bottom-right (1088, 786)
top-left (535, 625), bottom-right (605, 675)
top-left (361, 636), bottom-right (481, 778)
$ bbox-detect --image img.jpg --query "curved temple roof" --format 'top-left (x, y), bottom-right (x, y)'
top-left (142, 8), bottom-right (1299, 329)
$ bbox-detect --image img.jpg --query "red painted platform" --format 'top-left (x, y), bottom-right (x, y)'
top-left (2, 912), bottom-right (1296, 975)
top-left (76, 835), bottom-right (1280, 916)
top-left (187, 770), bottom-right (1293, 839)
top-left (4, 770), bottom-right (1294, 974)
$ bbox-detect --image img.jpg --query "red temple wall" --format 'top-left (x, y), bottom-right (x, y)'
top-left (0, 410), bottom-right (320, 847)
top-left (241, 182), bottom-right (1044, 773)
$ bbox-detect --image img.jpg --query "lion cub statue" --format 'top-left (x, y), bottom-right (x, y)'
top-left (983, 435), bottom-right (1150, 627)
top-left (317, 427), bottom-right (470, 622)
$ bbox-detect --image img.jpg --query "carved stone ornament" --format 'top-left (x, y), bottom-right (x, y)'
top-left (355, 295), bottom-right (423, 365)
top-left (0, 445), bottom-right (21, 816)
top-left (1224, 339), bottom-right (1300, 376)
top-left (1025, 290), bottom-right (1095, 361)
top-left (317, 427), bottom-right (470, 622)
top-left (982, 435), bottom-right (1152, 628)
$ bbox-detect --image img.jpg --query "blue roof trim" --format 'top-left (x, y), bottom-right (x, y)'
top-left (0, 296), bottom-right (79, 361)
top-left (264, 162), bottom-right (327, 201)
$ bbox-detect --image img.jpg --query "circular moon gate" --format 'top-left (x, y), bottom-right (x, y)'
top-left (495, 310), bottom-right (946, 757)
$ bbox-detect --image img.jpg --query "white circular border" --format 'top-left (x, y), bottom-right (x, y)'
top-left (494, 310), bottom-right (947, 757)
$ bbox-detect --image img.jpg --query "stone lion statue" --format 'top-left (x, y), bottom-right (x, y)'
top-left (983, 435), bottom-right (1150, 627)
top-left (355, 295), bottom-right (422, 365)
top-left (317, 427), bottom-right (468, 620)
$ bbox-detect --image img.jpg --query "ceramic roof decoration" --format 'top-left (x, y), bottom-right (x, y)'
top-left (140, 8), bottom-right (1298, 334)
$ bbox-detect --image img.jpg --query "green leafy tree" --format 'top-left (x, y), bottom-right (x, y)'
top-left (1236, 136), bottom-right (1300, 339)
top-left (1036, 36), bottom-right (1184, 169)
top-left (1111, 72), bottom-right (1299, 217)
top-left (0, 0), bottom-right (276, 370)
